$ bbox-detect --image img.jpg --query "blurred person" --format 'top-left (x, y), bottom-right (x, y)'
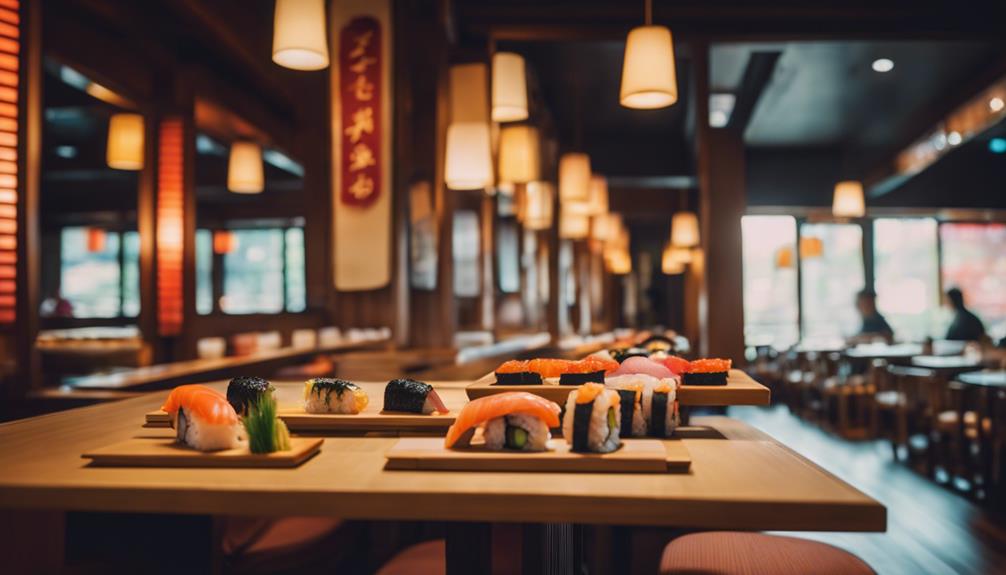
top-left (944, 287), bottom-right (986, 342)
top-left (849, 289), bottom-right (893, 344)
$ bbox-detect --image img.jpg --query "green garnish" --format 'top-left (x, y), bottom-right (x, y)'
top-left (607, 407), bottom-right (618, 443)
top-left (505, 425), bottom-right (529, 449)
top-left (243, 395), bottom-right (292, 454)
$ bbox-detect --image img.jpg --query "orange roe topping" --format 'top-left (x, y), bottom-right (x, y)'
top-left (575, 382), bottom-right (606, 404)
top-left (688, 358), bottom-right (732, 373)
top-left (496, 360), bottom-right (529, 374)
top-left (528, 358), bottom-right (574, 378)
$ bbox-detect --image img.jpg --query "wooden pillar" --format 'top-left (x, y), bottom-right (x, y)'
top-left (480, 193), bottom-right (495, 334)
top-left (693, 40), bottom-right (746, 361)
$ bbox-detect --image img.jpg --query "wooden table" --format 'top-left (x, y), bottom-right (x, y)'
top-left (958, 370), bottom-right (1006, 388)
top-left (845, 343), bottom-right (923, 361)
top-left (64, 337), bottom-right (390, 391)
top-left (912, 355), bottom-right (984, 377)
top-left (0, 381), bottom-right (885, 573)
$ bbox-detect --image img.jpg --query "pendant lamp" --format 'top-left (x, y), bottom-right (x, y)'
top-left (445, 123), bottom-right (493, 190)
top-left (106, 113), bottom-right (145, 170)
top-left (662, 246), bottom-right (685, 275)
top-left (670, 211), bottom-right (699, 247)
top-left (620, 0), bottom-right (678, 109)
top-left (523, 181), bottom-right (553, 231)
top-left (228, 141), bottom-right (264, 194)
top-left (559, 152), bottom-right (591, 204)
top-left (272, 0), bottom-right (329, 71)
top-left (832, 180), bottom-right (865, 217)
top-left (491, 52), bottom-right (528, 122)
top-left (213, 230), bottom-right (238, 255)
top-left (498, 125), bottom-right (540, 185)
top-left (665, 245), bottom-right (692, 265)
top-left (559, 211), bottom-right (590, 240)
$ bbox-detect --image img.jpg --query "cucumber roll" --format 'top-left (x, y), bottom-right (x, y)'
top-left (562, 382), bottom-right (621, 453)
top-left (605, 376), bottom-right (647, 438)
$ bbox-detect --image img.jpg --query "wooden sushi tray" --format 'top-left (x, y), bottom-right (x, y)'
top-left (144, 403), bottom-right (457, 432)
top-left (466, 369), bottom-right (770, 406)
top-left (384, 437), bottom-right (691, 473)
top-left (82, 435), bottom-right (323, 468)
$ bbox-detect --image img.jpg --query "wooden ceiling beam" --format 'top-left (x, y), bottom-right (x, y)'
top-left (726, 51), bottom-right (781, 132)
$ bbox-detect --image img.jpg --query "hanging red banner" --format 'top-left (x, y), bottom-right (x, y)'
top-left (339, 17), bottom-right (382, 208)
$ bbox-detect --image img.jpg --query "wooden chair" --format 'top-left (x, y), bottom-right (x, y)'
top-left (869, 364), bottom-right (936, 463)
top-left (659, 532), bottom-right (874, 574)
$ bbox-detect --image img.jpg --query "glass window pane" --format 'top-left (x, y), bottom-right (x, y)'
top-left (496, 221), bottom-right (520, 294)
top-left (453, 211), bottom-right (481, 297)
top-left (873, 218), bottom-right (939, 341)
top-left (800, 223), bottom-right (865, 341)
top-left (940, 223), bottom-right (1006, 339)
top-left (285, 227), bottom-right (306, 313)
top-left (121, 231), bottom-right (141, 317)
top-left (195, 229), bottom-right (213, 315)
top-left (60, 227), bottom-right (121, 318)
top-left (741, 216), bottom-right (799, 349)
top-left (222, 229), bottom-right (285, 314)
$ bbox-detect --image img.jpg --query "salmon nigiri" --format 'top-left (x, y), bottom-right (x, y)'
top-left (445, 392), bottom-right (561, 450)
top-left (162, 384), bottom-right (245, 451)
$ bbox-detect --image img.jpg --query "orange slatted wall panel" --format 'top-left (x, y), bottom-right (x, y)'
top-left (157, 118), bottom-right (184, 335)
top-left (0, 0), bottom-right (17, 324)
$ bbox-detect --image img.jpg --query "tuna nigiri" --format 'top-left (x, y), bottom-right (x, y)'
top-left (162, 384), bottom-right (246, 451)
top-left (608, 355), bottom-right (674, 379)
top-left (445, 392), bottom-right (561, 450)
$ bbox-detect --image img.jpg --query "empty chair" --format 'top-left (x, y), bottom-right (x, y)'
top-left (660, 532), bottom-right (873, 575)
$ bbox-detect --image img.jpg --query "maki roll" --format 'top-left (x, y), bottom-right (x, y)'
top-left (604, 377), bottom-right (647, 437)
top-left (445, 392), bottom-right (561, 451)
top-left (494, 360), bottom-right (542, 385)
top-left (683, 358), bottom-right (732, 386)
top-left (384, 379), bottom-right (449, 414)
top-left (162, 385), bottom-right (246, 452)
top-left (562, 382), bottom-right (621, 453)
top-left (304, 378), bottom-right (369, 414)
top-left (226, 376), bottom-right (274, 415)
top-left (641, 379), bottom-right (679, 437)
top-left (528, 358), bottom-right (574, 385)
top-left (558, 358), bottom-right (608, 386)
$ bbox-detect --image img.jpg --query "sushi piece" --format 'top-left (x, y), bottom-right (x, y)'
top-left (660, 355), bottom-right (690, 377)
top-left (226, 376), bottom-right (274, 415)
top-left (304, 378), bottom-right (369, 414)
top-left (494, 360), bottom-right (542, 385)
top-left (604, 377), bottom-right (647, 437)
top-left (609, 355), bottom-right (674, 379)
top-left (558, 358), bottom-right (607, 386)
top-left (162, 385), bottom-right (246, 452)
top-left (683, 358), bottom-right (732, 386)
top-left (384, 379), bottom-right (449, 414)
top-left (528, 358), bottom-right (574, 384)
top-left (562, 382), bottom-right (621, 453)
top-left (243, 395), bottom-right (292, 454)
top-left (641, 380), bottom-right (679, 437)
top-left (445, 392), bottom-right (561, 451)
top-left (610, 346), bottom-right (649, 363)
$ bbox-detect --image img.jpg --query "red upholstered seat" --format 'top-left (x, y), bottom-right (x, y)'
top-left (376, 539), bottom-right (446, 575)
top-left (221, 517), bottom-right (351, 574)
top-left (660, 532), bottom-right (873, 575)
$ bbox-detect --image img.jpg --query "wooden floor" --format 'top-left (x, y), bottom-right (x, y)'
top-left (727, 405), bottom-right (1006, 575)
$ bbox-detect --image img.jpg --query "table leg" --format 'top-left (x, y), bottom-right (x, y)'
top-left (446, 521), bottom-right (492, 574)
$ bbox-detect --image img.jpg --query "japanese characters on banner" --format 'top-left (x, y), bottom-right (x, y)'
top-left (331, 0), bottom-right (392, 291)
top-left (339, 17), bottom-right (381, 208)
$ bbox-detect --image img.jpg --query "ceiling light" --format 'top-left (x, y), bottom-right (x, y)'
top-left (523, 182), bottom-right (553, 231)
top-left (871, 58), bottom-right (894, 73)
top-left (832, 181), bottom-right (865, 218)
top-left (272, 0), bottom-right (329, 71)
top-left (445, 123), bottom-right (493, 190)
top-left (558, 153), bottom-right (592, 204)
top-left (491, 52), bottom-right (529, 122)
top-left (498, 125), bottom-right (540, 184)
top-left (947, 131), bottom-right (962, 146)
top-left (106, 113), bottom-right (145, 170)
top-left (620, 0), bottom-right (678, 109)
top-left (989, 138), bottom-right (1006, 154)
top-left (228, 141), bottom-right (264, 194)
top-left (989, 97), bottom-right (1004, 113)
top-left (559, 211), bottom-right (590, 240)
top-left (670, 211), bottom-right (699, 247)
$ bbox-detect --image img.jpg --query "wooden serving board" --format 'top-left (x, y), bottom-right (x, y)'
top-left (384, 437), bottom-right (690, 473)
top-left (466, 369), bottom-right (770, 407)
top-left (145, 403), bottom-right (456, 432)
top-left (82, 437), bottom-right (323, 468)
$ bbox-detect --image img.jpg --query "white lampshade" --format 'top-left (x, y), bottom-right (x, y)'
top-left (228, 141), bottom-right (264, 194)
top-left (272, 0), bottom-right (329, 71)
top-left (832, 180), bottom-right (865, 217)
top-left (106, 113), bottom-right (144, 170)
top-left (620, 25), bottom-right (678, 109)
top-left (607, 249), bottom-right (632, 275)
top-left (445, 122), bottom-right (493, 190)
top-left (665, 245), bottom-right (692, 265)
top-left (585, 175), bottom-right (609, 215)
top-left (592, 212), bottom-right (621, 242)
top-left (498, 125), bottom-right (540, 184)
top-left (450, 63), bottom-right (489, 124)
top-left (491, 52), bottom-right (528, 122)
top-left (559, 211), bottom-right (590, 240)
top-left (559, 153), bottom-right (591, 204)
top-left (524, 181), bottom-right (553, 231)
top-left (670, 211), bottom-right (699, 247)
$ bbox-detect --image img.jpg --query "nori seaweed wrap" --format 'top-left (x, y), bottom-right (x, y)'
top-left (384, 378), bottom-right (433, 413)
top-left (558, 370), bottom-right (605, 385)
top-left (226, 376), bottom-right (274, 415)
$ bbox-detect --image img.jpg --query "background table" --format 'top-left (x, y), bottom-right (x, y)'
top-left (958, 370), bottom-right (1006, 388)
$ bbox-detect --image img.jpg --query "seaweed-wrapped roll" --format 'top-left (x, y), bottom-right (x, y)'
top-left (562, 382), bottom-right (621, 453)
top-left (304, 378), bottom-right (369, 414)
top-left (604, 376), bottom-right (647, 437)
top-left (384, 379), bottom-right (449, 414)
top-left (641, 380), bottom-right (679, 437)
top-left (226, 376), bottom-right (275, 416)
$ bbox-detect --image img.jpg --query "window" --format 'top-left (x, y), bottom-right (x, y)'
top-left (800, 223), bottom-right (864, 341)
top-left (453, 211), bottom-right (480, 297)
top-left (496, 221), bottom-right (520, 294)
top-left (940, 223), bottom-right (1006, 337)
top-left (196, 226), bottom-right (307, 315)
top-left (873, 218), bottom-right (939, 341)
top-left (741, 216), bottom-right (799, 349)
top-left (59, 227), bottom-right (139, 318)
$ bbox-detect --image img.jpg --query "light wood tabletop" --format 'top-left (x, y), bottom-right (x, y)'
top-left (0, 381), bottom-right (884, 533)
